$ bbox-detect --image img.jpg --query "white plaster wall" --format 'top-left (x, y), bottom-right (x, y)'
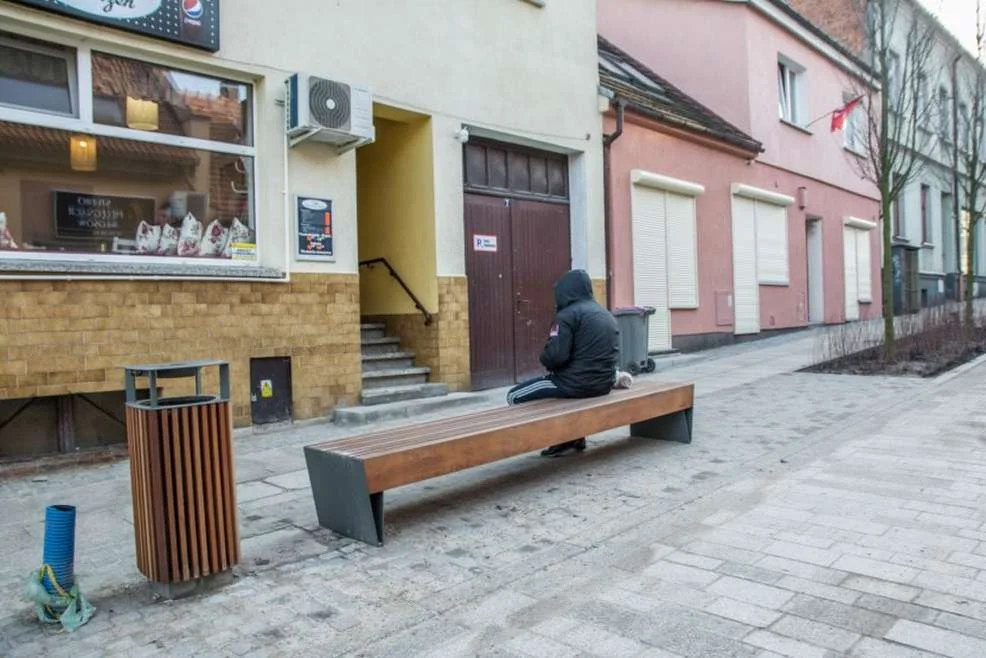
top-left (0, 0), bottom-right (604, 278)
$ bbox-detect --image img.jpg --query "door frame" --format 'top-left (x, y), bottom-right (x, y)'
top-left (462, 138), bottom-right (573, 389)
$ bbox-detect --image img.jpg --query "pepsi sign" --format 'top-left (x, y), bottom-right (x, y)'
top-left (8, 0), bottom-right (221, 52)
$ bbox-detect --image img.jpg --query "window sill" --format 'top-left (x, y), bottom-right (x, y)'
top-left (859, 299), bottom-right (873, 304)
top-left (780, 119), bottom-right (813, 136)
top-left (520, 0), bottom-right (545, 6)
top-left (0, 258), bottom-right (285, 280)
top-left (759, 280), bottom-right (791, 287)
top-left (843, 145), bottom-right (866, 157)
top-left (921, 242), bottom-right (935, 248)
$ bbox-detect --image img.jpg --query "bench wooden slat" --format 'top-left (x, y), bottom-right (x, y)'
top-left (304, 381), bottom-right (695, 546)
top-left (320, 381), bottom-right (689, 454)
top-left (364, 384), bottom-right (692, 492)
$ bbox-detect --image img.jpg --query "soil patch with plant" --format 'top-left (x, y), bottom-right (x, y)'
top-left (802, 307), bottom-right (986, 378)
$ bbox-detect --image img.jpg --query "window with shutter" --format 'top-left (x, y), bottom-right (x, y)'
top-left (665, 192), bottom-right (698, 309)
top-left (630, 185), bottom-right (672, 352)
top-left (856, 229), bottom-right (872, 303)
top-left (844, 226), bottom-right (860, 321)
top-left (732, 196), bottom-right (760, 335)
top-left (755, 202), bottom-right (789, 285)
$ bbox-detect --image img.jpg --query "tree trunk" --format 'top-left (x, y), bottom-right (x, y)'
top-left (966, 217), bottom-right (977, 330)
top-left (882, 194), bottom-right (896, 360)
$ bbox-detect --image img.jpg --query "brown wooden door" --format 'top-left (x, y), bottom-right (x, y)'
top-left (464, 194), bottom-right (515, 390)
top-left (510, 200), bottom-right (571, 381)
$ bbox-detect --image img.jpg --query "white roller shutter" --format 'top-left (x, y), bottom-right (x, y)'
top-left (756, 201), bottom-right (789, 285)
top-left (856, 229), bottom-right (872, 303)
top-left (631, 186), bottom-right (672, 353)
top-left (666, 192), bottom-right (698, 309)
top-left (732, 196), bottom-right (760, 334)
top-left (844, 226), bottom-right (860, 321)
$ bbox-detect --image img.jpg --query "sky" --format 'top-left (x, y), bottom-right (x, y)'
top-left (919, 0), bottom-right (981, 56)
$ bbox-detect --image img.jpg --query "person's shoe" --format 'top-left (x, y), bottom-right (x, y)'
top-left (540, 438), bottom-right (587, 457)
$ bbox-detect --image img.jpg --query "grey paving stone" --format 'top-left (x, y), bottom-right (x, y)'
top-left (683, 540), bottom-right (763, 565)
top-left (755, 555), bottom-right (848, 586)
top-left (707, 576), bottom-right (795, 610)
top-left (850, 637), bottom-right (949, 657)
top-left (855, 594), bottom-right (940, 623)
top-left (771, 614), bottom-right (861, 651)
top-left (719, 561), bottom-right (787, 585)
top-left (831, 555), bottom-right (920, 584)
top-left (776, 575), bottom-right (859, 604)
top-left (841, 575), bottom-right (921, 602)
top-left (641, 561), bottom-right (721, 587)
top-left (705, 597), bottom-right (782, 628)
top-left (885, 619), bottom-right (986, 658)
top-left (743, 630), bottom-right (830, 658)
top-left (934, 612), bottom-right (986, 641)
top-left (763, 540), bottom-right (841, 567)
top-left (782, 594), bottom-right (897, 636)
top-left (911, 572), bottom-right (986, 604)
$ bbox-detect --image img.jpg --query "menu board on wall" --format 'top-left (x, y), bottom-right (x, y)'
top-left (8, 1), bottom-right (221, 52)
top-left (296, 196), bottom-right (333, 260)
top-left (53, 191), bottom-right (156, 240)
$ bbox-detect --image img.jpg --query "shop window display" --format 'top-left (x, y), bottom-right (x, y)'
top-left (0, 34), bottom-right (256, 261)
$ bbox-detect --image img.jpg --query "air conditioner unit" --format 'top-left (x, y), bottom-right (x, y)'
top-left (285, 74), bottom-right (375, 152)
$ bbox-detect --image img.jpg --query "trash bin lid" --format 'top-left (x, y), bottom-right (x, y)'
top-left (612, 306), bottom-right (656, 316)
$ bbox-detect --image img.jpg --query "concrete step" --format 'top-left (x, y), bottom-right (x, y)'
top-left (333, 391), bottom-right (483, 426)
top-left (361, 336), bottom-right (402, 356)
top-left (360, 323), bottom-right (387, 340)
top-left (359, 382), bottom-right (449, 406)
top-left (361, 366), bottom-right (431, 390)
top-left (361, 351), bottom-right (416, 372)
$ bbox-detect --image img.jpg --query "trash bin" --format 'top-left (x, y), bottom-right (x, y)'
top-left (613, 306), bottom-right (657, 375)
top-left (123, 360), bottom-right (239, 595)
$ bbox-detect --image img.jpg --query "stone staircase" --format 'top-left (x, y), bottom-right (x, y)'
top-left (332, 323), bottom-right (481, 425)
top-left (359, 323), bottom-right (449, 405)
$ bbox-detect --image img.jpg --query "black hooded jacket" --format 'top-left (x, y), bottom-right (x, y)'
top-left (540, 270), bottom-right (619, 397)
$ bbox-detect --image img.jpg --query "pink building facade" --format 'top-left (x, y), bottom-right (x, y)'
top-left (599, 0), bottom-right (882, 352)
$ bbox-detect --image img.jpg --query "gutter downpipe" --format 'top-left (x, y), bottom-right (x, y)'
top-left (602, 99), bottom-right (625, 311)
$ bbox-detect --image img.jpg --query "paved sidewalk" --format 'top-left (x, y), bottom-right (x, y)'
top-left (2, 327), bottom-right (985, 656)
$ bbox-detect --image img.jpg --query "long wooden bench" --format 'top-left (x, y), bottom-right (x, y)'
top-left (304, 380), bottom-right (694, 545)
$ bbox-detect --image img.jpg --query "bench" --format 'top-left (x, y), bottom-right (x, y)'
top-left (304, 380), bottom-right (694, 545)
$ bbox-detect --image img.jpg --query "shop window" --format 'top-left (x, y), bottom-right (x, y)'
top-left (0, 33), bottom-right (256, 264)
top-left (0, 35), bottom-right (77, 116)
top-left (91, 52), bottom-right (252, 147)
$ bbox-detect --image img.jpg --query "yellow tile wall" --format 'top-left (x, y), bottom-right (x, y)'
top-left (0, 273), bottom-right (362, 426)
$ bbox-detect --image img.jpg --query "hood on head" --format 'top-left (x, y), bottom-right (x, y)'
top-left (554, 269), bottom-right (594, 309)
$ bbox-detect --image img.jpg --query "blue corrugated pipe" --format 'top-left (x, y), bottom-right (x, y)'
top-left (42, 505), bottom-right (76, 594)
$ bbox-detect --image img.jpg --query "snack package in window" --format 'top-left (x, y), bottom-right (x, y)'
top-left (0, 212), bottom-right (17, 249)
top-left (199, 219), bottom-right (229, 257)
top-left (222, 217), bottom-right (252, 258)
top-left (134, 220), bottom-right (161, 254)
top-left (176, 212), bottom-right (203, 257)
top-left (157, 224), bottom-right (179, 256)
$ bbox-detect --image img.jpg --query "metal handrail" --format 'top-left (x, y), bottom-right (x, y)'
top-left (358, 258), bottom-right (435, 325)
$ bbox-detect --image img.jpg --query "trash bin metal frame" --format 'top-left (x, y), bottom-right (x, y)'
top-left (124, 361), bottom-right (239, 586)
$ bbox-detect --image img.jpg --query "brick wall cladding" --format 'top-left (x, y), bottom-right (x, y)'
top-left (785, 0), bottom-right (867, 56)
top-left (372, 276), bottom-right (471, 393)
top-left (0, 273), bottom-right (362, 426)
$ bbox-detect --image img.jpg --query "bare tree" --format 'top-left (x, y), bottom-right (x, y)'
top-left (847, 0), bottom-right (942, 358)
top-left (956, 0), bottom-right (986, 328)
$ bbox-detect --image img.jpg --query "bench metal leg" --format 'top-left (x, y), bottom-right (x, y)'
top-left (304, 447), bottom-right (385, 546)
top-left (630, 407), bottom-right (693, 444)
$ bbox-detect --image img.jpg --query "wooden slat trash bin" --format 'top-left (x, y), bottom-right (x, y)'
top-left (123, 360), bottom-right (240, 598)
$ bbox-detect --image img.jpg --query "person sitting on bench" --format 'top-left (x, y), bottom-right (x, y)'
top-left (507, 269), bottom-right (620, 457)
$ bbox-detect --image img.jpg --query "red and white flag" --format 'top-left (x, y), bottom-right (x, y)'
top-left (831, 95), bottom-right (864, 132)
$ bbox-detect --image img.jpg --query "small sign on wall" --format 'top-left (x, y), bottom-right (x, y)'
top-left (296, 196), bottom-right (333, 261)
top-left (473, 234), bottom-right (498, 253)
